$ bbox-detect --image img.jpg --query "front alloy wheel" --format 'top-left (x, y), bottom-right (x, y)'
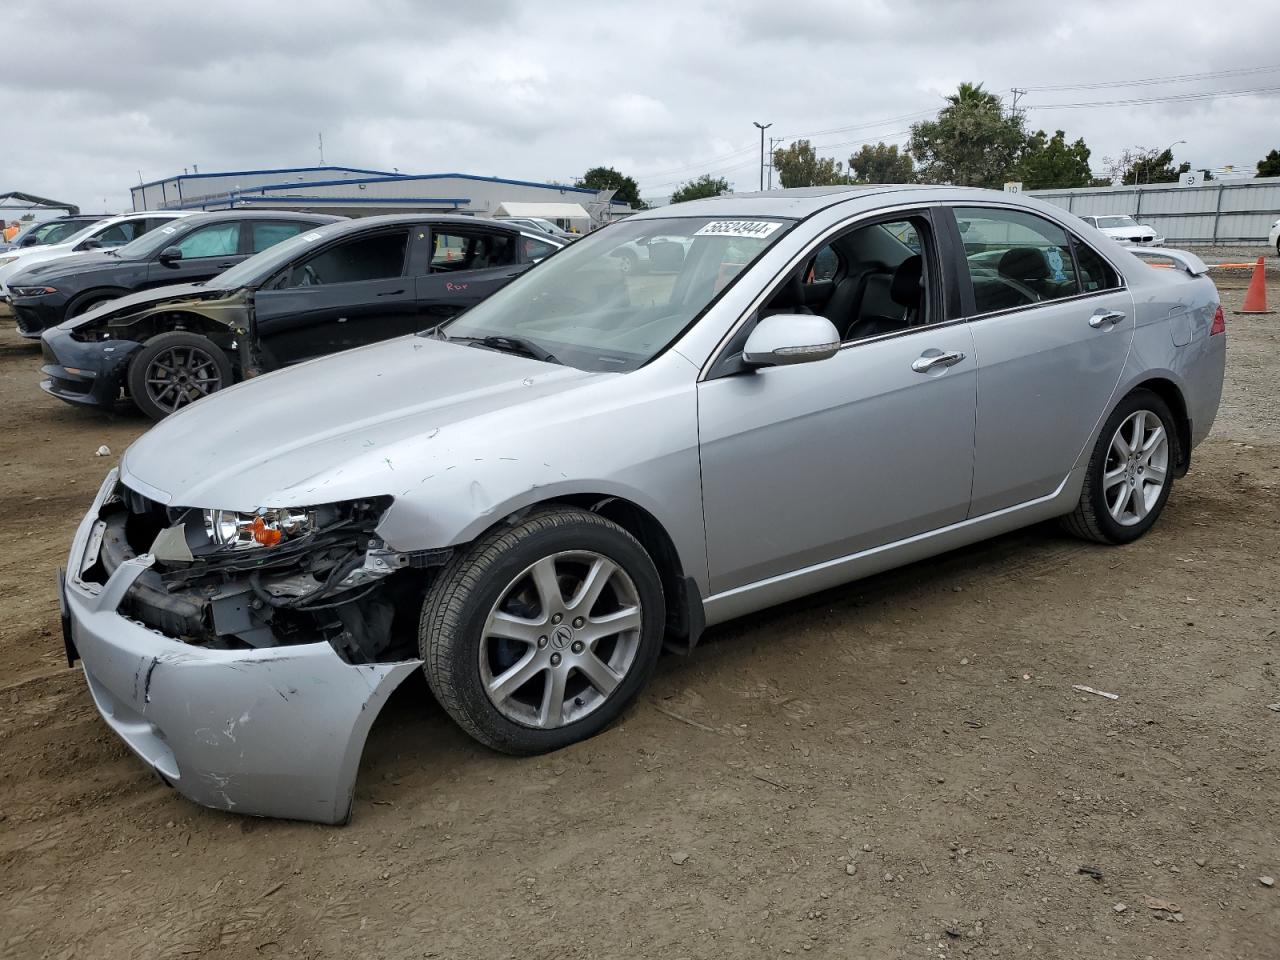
top-left (480, 551), bottom-right (643, 729)
top-left (420, 506), bottom-right (665, 754)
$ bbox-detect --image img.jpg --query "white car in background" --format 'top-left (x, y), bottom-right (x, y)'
top-left (1268, 216), bottom-right (1279, 256)
top-left (1079, 214), bottom-right (1164, 247)
top-left (0, 211), bottom-right (191, 302)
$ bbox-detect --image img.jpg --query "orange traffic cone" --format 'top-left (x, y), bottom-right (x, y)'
top-left (1239, 256), bottom-right (1271, 314)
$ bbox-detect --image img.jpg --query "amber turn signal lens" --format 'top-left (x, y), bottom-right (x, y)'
top-left (251, 516), bottom-right (283, 546)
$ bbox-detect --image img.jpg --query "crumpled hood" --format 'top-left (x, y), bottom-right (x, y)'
top-left (59, 282), bottom-right (216, 330)
top-left (120, 335), bottom-right (606, 511)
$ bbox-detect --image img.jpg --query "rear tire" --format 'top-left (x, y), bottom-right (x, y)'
top-left (1063, 388), bottom-right (1176, 544)
top-left (126, 331), bottom-right (232, 422)
top-left (420, 506), bottom-right (665, 754)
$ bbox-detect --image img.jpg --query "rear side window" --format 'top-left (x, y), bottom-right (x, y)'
top-left (431, 231), bottom-right (518, 272)
top-left (1072, 237), bottom-right (1121, 292)
top-left (251, 221), bottom-right (306, 253)
top-left (953, 207), bottom-right (1079, 314)
top-left (174, 222), bottom-right (240, 258)
top-left (278, 230), bottom-right (408, 287)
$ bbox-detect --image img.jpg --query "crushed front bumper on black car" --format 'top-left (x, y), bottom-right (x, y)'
top-left (39, 325), bottom-right (142, 409)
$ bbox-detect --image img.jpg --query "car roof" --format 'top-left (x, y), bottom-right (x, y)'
top-left (629, 184), bottom-right (1071, 221)
top-left (303, 213), bottom-right (567, 242)
top-left (177, 210), bottom-right (344, 225)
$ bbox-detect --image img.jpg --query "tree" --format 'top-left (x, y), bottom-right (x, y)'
top-left (908, 82), bottom-right (1026, 187)
top-left (1017, 129), bottom-right (1095, 189)
top-left (576, 166), bottom-right (643, 209)
top-left (771, 139), bottom-right (850, 188)
top-left (1258, 149), bottom-right (1280, 178)
top-left (847, 142), bottom-right (914, 184)
top-left (1103, 147), bottom-right (1191, 186)
top-left (669, 174), bottom-right (731, 204)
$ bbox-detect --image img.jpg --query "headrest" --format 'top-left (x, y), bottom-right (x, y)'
top-left (998, 247), bottom-right (1050, 282)
top-left (890, 255), bottom-right (923, 307)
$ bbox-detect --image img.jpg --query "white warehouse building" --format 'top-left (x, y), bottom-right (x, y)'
top-left (129, 165), bottom-right (630, 230)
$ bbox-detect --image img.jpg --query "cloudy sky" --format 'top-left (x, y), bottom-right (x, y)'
top-left (4, 0), bottom-right (1279, 212)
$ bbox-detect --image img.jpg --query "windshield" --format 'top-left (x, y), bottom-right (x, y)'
top-left (1096, 216), bottom-right (1138, 229)
top-left (440, 215), bottom-right (793, 371)
top-left (208, 223), bottom-right (343, 289)
top-left (114, 219), bottom-right (190, 259)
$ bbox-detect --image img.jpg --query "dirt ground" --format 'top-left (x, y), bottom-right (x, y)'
top-left (1, 258), bottom-right (1278, 960)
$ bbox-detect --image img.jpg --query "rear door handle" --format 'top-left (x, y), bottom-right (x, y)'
top-left (1089, 309), bottom-right (1125, 328)
top-left (911, 350), bottom-right (966, 373)
top-left (377, 289), bottom-right (406, 297)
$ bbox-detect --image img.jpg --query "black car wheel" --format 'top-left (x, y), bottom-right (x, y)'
top-left (126, 331), bottom-right (233, 421)
top-left (68, 293), bottom-right (117, 319)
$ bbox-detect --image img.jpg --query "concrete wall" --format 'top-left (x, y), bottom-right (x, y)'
top-left (1029, 177), bottom-right (1280, 245)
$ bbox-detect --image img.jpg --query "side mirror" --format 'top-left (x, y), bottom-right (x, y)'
top-left (159, 245), bottom-right (183, 265)
top-left (79, 238), bottom-right (103, 250)
top-left (742, 314), bottom-right (841, 367)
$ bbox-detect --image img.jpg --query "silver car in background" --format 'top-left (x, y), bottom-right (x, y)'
top-left (60, 186), bottom-right (1226, 822)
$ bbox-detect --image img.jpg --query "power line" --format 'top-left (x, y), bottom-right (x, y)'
top-left (1023, 63), bottom-right (1280, 92)
top-left (1026, 83), bottom-right (1280, 109)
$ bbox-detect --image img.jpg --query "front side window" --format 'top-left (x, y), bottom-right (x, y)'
top-left (442, 216), bottom-right (794, 372)
top-left (174, 222), bottom-right (240, 258)
top-left (757, 215), bottom-right (936, 344)
top-left (954, 207), bottom-right (1079, 314)
top-left (278, 230), bottom-right (408, 288)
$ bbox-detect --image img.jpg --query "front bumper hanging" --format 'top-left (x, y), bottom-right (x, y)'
top-left (61, 469), bottom-right (422, 823)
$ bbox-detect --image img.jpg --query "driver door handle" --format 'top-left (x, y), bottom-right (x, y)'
top-left (911, 351), bottom-right (966, 373)
top-left (377, 289), bottom-right (406, 297)
top-left (1089, 309), bottom-right (1125, 328)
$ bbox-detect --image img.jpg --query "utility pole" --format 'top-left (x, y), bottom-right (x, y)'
top-left (318, 131), bottom-right (325, 165)
top-left (767, 136), bottom-right (782, 190)
top-left (753, 121), bottom-right (773, 191)
top-left (1009, 87), bottom-right (1027, 113)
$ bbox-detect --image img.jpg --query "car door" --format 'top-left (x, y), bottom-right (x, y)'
top-left (697, 210), bottom-right (978, 595)
top-left (412, 226), bottom-right (528, 331)
top-left (251, 226), bottom-right (413, 366)
top-left (947, 205), bottom-right (1136, 516)
top-left (143, 220), bottom-right (246, 288)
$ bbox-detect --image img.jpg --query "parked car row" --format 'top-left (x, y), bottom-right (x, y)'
top-left (0, 213), bottom-right (111, 253)
top-left (6, 211), bottom-right (566, 419)
top-left (49, 186), bottom-right (1225, 824)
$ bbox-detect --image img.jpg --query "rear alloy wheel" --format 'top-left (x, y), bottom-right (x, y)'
top-left (420, 507), bottom-right (665, 754)
top-left (126, 331), bottom-right (232, 421)
top-left (1063, 388), bottom-right (1176, 544)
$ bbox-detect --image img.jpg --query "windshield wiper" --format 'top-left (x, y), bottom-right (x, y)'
top-left (450, 334), bottom-right (561, 365)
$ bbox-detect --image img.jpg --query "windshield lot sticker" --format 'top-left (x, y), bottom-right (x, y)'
top-left (302, 232), bottom-right (322, 242)
top-left (695, 220), bottom-right (783, 240)
top-left (160, 226), bottom-right (177, 234)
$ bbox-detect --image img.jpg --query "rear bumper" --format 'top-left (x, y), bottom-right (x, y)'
top-left (64, 470), bottom-right (421, 823)
top-left (39, 328), bottom-right (140, 410)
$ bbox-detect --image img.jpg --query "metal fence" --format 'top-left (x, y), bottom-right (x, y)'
top-left (1028, 176), bottom-right (1280, 246)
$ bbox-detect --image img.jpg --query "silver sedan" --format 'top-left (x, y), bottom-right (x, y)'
top-left (60, 186), bottom-right (1226, 822)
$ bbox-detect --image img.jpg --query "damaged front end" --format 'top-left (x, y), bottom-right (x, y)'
top-left (99, 485), bottom-right (444, 662)
top-left (62, 470), bottom-right (439, 823)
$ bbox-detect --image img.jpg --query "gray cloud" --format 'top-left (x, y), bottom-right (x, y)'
top-left (3, 0), bottom-right (1278, 211)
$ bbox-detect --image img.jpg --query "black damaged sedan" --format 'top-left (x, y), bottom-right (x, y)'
top-left (40, 214), bottom-right (565, 420)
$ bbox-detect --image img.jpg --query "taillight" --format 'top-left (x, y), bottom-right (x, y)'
top-left (1209, 305), bottom-right (1225, 336)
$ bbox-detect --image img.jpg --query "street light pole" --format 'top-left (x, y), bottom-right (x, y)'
top-left (754, 121), bottom-right (773, 191)
top-left (1145, 139), bottom-right (1187, 185)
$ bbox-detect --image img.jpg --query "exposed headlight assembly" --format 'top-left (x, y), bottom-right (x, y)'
top-left (10, 285), bottom-right (56, 297)
top-left (204, 507), bottom-right (317, 549)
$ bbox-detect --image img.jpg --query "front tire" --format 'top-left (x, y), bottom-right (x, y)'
top-left (420, 507), bottom-right (665, 754)
top-left (126, 331), bottom-right (233, 421)
top-left (1063, 388), bottom-right (1176, 544)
